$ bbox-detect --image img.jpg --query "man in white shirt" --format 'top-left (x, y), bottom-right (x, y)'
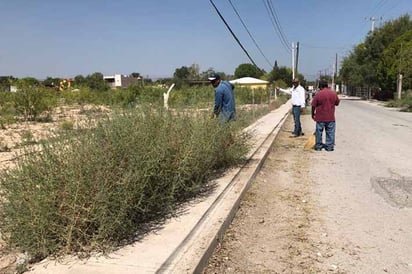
top-left (276, 78), bottom-right (306, 137)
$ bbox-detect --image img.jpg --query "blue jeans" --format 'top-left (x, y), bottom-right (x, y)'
top-left (315, 121), bottom-right (336, 151)
top-left (219, 111), bottom-right (236, 124)
top-left (292, 106), bottom-right (302, 136)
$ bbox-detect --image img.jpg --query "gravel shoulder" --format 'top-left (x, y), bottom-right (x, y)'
top-left (203, 113), bottom-right (340, 273)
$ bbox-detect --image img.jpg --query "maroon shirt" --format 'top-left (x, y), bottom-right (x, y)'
top-left (311, 88), bottom-right (340, 122)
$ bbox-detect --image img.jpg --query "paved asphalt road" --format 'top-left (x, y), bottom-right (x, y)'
top-left (309, 97), bottom-right (412, 273)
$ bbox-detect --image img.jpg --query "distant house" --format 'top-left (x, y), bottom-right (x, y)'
top-left (188, 80), bottom-right (210, 87)
top-left (103, 74), bottom-right (141, 89)
top-left (229, 77), bottom-right (269, 90)
top-left (1, 85), bottom-right (17, 92)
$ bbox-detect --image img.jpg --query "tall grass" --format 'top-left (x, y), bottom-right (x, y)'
top-left (385, 89), bottom-right (412, 112)
top-left (0, 106), bottom-right (250, 260)
top-left (168, 86), bottom-right (272, 109)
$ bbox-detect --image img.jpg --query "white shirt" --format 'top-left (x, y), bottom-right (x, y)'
top-left (278, 84), bottom-right (306, 108)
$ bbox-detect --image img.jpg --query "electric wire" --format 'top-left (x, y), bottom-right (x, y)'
top-left (267, 0), bottom-right (291, 48)
top-left (209, 0), bottom-right (262, 72)
top-left (300, 43), bottom-right (348, 50)
top-left (368, 0), bottom-right (389, 18)
top-left (228, 0), bottom-right (274, 68)
top-left (263, 0), bottom-right (291, 53)
top-left (381, 0), bottom-right (402, 18)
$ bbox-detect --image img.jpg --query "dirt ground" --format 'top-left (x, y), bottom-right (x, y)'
top-left (203, 114), bottom-right (339, 274)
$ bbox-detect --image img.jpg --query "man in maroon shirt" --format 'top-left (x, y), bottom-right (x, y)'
top-left (311, 81), bottom-right (340, 151)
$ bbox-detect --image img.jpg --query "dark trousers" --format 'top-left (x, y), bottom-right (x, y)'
top-left (292, 105), bottom-right (302, 136)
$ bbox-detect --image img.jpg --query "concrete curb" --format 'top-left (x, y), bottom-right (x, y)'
top-left (29, 101), bottom-right (291, 274)
top-left (159, 104), bottom-right (290, 273)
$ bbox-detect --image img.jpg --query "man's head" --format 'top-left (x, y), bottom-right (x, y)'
top-left (292, 78), bottom-right (300, 87)
top-left (208, 73), bottom-right (221, 87)
top-left (318, 80), bottom-right (328, 89)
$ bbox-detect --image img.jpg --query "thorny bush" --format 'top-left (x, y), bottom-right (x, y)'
top-left (0, 106), bottom-right (250, 261)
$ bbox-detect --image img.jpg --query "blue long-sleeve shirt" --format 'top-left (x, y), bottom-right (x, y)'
top-left (213, 80), bottom-right (236, 122)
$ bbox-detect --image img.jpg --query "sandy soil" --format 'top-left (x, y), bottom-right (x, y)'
top-left (203, 114), bottom-right (340, 273)
top-left (0, 105), bottom-right (110, 171)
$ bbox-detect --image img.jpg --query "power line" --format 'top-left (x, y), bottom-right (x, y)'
top-left (381, 0), bottom-right (402, 18)
top-left (209, 0), bottom-right (262, 71)
top-left (367, 0), bottom-right (389, 18)
top-left (300, 42), bottom-right (348, 50)
top-left (267, 0), bottom-right (291, 47)
top-left (263, 0), bottom-right (289, 52)
top-left (263, 0), bottom-right (291, 53)
top-left (228, 0), bottom-right (274, 68)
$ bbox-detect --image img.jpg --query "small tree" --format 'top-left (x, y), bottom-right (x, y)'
top-left (268, 66), bottom-right (293, 84)
top-left (43, 77), bottom-right (61, 88)
top-left (173, 66), bottom-right (190, 80)
top-left (74, 75), bottom-right (86, 87)
top-left (234, 63), bottom-right (263, 79)
top-left (86, 72), bottom-right (109, 92)
top-left (14, 79), bottom-right (57, 121)
top-left (130, 72), bottom-right (141, 78)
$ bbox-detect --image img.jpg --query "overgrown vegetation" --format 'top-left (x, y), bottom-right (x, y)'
top-left (0, 106), bottom-right (251, 261)
top-left (0, 76), bottom-right (290, 265)
top-left (385, 89), bottom-right (412, 112)
top-left (0, 82), bottom-right (279, 127)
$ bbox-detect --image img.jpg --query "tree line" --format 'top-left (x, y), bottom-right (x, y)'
top-left (340, 14), bottom-right (412, 94)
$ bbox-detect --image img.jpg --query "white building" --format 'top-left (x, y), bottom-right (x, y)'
top-left (229, 77), bottom-right (269, 90)
top-left (103, 74), bottom-right (141, 89)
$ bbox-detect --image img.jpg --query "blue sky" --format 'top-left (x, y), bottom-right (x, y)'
top-left (0, 0), bottom-right (411, 80)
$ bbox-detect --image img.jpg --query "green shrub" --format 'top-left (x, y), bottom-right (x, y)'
top-left (385, 89), bottom-right (412, 112)
top-left (13, 81), bottom-right (57, 121)
top-left (169, 86), bottom-right (212, 109)
top-left (168, 85), bottom-right (272, 109)
top-left (234, 86), bottom-right (270, 105)
top-left (0, 107), bottom-right (250, 260)
top-left (59, 120), bottom-right (74, 131)
top-left (0, 92), bottom-right (17, 127)
top-left (19, 130), bottom-right (36, 146)
top-left (0, 114), bottom-right (16, 129)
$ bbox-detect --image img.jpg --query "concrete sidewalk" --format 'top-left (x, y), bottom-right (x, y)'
top-left (29, 101), bottom-right (292, 274)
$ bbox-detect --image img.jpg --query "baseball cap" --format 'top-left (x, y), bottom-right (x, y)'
top-left (208, 73), bottom-right (221, 81)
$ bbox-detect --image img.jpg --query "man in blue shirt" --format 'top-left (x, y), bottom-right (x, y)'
top-left (208, 73), bottom-right (236, 123)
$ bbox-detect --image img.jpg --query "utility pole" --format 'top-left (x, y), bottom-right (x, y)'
top-left (367, 17), bottom-right (382, 32)
top-left (295, 42), bottom-right (300, 77)
top-left (292, 42), bottom-right (295, 79)
top-left (331, 53), bottom-right (338, 91)
top-left (397, 74), bottom-right (403, 100)
top-left (397, 43), bottom-right (403, 100)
